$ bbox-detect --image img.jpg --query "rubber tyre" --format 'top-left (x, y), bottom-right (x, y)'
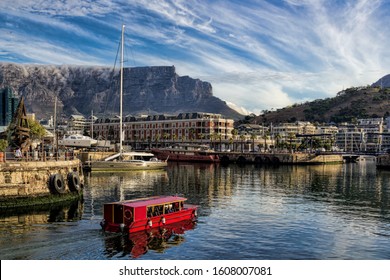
top-left (67, 172), bottom-right (81, 193)
top-left (50, 174), bottom-right (66, 194)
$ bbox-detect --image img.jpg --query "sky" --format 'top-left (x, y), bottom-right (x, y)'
top-left (1, 0), bottom-right (390, 115)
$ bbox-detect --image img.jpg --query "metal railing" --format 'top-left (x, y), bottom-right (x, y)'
top-left (1, 150), bottom-right (76, 162)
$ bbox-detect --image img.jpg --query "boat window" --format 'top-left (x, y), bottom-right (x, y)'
top-left (172, 202), bottom-right (180, 212)
top-left (147, 205), bottom-right (164, 217)
top-left (147, 207), bottom-right (153, 218)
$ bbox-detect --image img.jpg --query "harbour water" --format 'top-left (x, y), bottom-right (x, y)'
top-left (1, 161), bottom-right (390, 260)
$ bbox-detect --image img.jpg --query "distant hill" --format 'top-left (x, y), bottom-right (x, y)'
top-left (255, 82), bottom-right (390, 125)
top-left (0, 63), bottom-right (243, 120)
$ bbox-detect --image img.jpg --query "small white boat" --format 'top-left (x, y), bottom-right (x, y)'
top-left (89, 151), bottom-right (167, 172)
top-left (58, 134), bottom-right (98, 148)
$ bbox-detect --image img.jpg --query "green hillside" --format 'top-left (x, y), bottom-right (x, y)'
top-left (255, 86), bottom-right (390, 125)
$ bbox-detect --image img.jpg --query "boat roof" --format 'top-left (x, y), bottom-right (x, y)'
top-left (104, 152), bottom-right (155, 161)
top-left (106, 195), bottom-right (187, 208)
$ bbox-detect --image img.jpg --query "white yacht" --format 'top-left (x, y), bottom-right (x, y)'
top-left (89, 151), bottom-right (167, 172)
top-left (58, 134), bottom-right (98, 148)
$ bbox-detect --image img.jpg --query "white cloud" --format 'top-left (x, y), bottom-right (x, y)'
top-left (1, 0), bottom-right (390, 115)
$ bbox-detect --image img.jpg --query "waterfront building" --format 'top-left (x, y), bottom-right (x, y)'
top-left (236, 124), bottom-right (272, 151)
top-left (357, 118), bottom-right (383, 152)
top-left (271, 122), bottom-right (317, 148)
top-left (0, 87), bottom-right (19, 126)
top-left (237, 124), bottom-right (268, 135)
top-left (379, 117), bottom-right (390, 152)
top-left (335, 125), bottom-right (364, 152)
top-left (335, 118), bottom-right (384, 152)
top-left (67, 115), bottom-right (88, 134)
top-left (316, 125), bottom-right (339, 136)
top-left (93, 112), bottom-right (234, 149)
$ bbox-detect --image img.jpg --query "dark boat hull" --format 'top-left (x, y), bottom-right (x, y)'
top-left (152, 149), bottom-right (219, 163)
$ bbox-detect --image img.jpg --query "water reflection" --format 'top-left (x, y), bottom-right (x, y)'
top-left (1, 162), bottom-right (390, 259)
top-left (103, 220), bottom-right (196, 258)
top-left (0, 199), bottom-right (83, 234)
top-left (85, 163), bottom-right (390, 222)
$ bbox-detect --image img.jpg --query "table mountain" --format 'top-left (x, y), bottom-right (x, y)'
top-left (0, 63), bottom-right (243, 120)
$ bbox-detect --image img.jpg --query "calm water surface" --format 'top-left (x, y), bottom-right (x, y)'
top-left (1, 161), bottom-right (390, 260)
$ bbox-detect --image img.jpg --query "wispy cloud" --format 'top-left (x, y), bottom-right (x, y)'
top-left (0, 0), bottom-right (389, 114)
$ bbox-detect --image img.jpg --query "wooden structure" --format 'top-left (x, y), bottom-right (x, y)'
top-left (7, 97), bottom-right (30, 151)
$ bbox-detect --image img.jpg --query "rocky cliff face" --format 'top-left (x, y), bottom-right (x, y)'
top-left (0, 63), bottom-right (242, 120)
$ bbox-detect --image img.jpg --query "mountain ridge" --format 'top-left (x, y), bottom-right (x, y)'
top-left (0, 63), bottom-right (243, 120)
top-left (255, 80), bottom-right (390, 125)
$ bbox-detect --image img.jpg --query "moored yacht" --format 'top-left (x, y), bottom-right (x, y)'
top-left (151, 144), bottom-right (219, 163)
top-left (58, 134), bottom-right (98, 148)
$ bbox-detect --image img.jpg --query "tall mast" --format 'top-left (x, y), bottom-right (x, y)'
top-left (119, 24), bottom-right (125, 155)
top-left (91, 110), bottom-right (93, 138)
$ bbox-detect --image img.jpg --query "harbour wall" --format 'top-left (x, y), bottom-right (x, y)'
top-left (0, 159), bottom-right (84, 208)
top-left (79, 151), bottom-right (344, 165)
top-left (218, 152), bottom-right (344, 164)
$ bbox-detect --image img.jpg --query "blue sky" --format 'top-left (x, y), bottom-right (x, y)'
top-left (1, 0), bottom-right (389, 115)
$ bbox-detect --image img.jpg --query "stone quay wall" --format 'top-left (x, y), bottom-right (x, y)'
top-left (218, 152), bottom-right (344, 164)
top-left (0, 159), bottom-right (83, 200)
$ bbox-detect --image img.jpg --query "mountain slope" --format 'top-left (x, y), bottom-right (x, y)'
top-left (256, 85), bottom-right (390, 125)
top-left (0, 63), bottom-right (243, 120)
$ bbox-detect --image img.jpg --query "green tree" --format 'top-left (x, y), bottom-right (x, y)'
top-left (0, 139), bottom-right (8, 152)
top-left (27, 118), bottom-right (46, 140)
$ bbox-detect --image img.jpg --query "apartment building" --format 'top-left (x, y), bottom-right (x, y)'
top-left (93, 112), bottom-right (234, 148)
top-left (335, 118), bottom-right (384, 152)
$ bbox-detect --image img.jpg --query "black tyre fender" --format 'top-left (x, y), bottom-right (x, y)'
top-left (49, 174), bottom-right (66, 194)
top-left (67, 172), bottom-right (81, 193)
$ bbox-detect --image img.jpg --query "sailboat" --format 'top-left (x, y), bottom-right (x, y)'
top-left (89, 25), bottom-right (167, 172)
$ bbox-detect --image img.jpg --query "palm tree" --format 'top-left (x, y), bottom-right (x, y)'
top-left (231, 129), bottom-right (238, 151)
top-left (199, 133), bottom-right (205, 144)
top-left (240, 134), bottom-right (246, 152)
top-left (189, 128), bottom-right (195, 142)
top-left (163, 132), bottom-right (170, 147)
top-left (217, 133), bottom-right (222, 151)
top-left (229, 137), bottom-right (234, 151)
top-left (274, 133), bottom-right (281, 151)
top-left (154, 134), bottom-right (161, 148)
top-left (262, 131), bottom-right (270, 152)
top-left (287, 132), bottom-right (296, 153)
top-left (250, 133), bottom-right (257, 152)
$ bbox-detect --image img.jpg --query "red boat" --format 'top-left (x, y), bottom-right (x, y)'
top-left (151, 144), bottom-right (220, 163)
top-left (101, 195), bottom-right (198, 234)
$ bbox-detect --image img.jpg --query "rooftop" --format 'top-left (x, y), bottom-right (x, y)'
top-left (107, 195), bottom-right (187, 208)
